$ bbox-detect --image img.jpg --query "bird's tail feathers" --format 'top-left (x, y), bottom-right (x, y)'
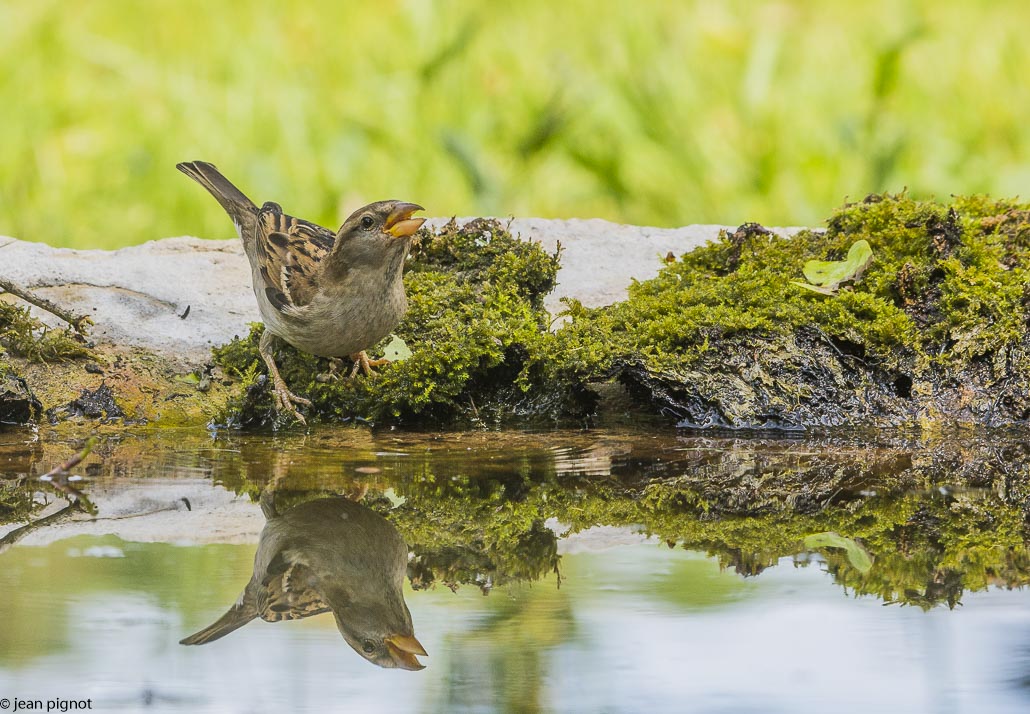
top-left (179, 597), bottom-right (257, 646)
top-left (176, 160), bottom-right (258, 220)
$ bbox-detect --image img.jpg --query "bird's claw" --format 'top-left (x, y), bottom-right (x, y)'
top-left (271, 380), bottom-right (312, 425)
top-left (349, 351), bottom-right (390, 379)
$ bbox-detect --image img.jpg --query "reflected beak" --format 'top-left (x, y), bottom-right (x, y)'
top-left (385, 633), bottom-right (428, 671)
top-left (385, 203), bottom-right (426, 238)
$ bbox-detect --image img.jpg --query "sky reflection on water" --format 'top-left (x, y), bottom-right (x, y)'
top-left (1, 426), bottom-right (1029, 713)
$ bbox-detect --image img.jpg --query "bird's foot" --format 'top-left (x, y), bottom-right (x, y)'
top-left (349, 351), bottom-right (390, 379)
top-left (271, 378), bottom-right (313, 425)
top-left (259, 330), bottom-right (311, 425)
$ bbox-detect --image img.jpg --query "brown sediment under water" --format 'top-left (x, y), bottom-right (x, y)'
top-left (1, 425), bottom-right (1030, 713)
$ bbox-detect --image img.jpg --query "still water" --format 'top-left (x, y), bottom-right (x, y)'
top-left (1, 426), bottom-right (1029, 713)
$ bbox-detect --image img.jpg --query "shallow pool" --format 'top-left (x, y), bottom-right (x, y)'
top-left (1, 426), bottom-right (1028, 713)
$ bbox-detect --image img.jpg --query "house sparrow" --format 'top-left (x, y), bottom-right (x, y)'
top-left (180, 494), bottom-right (427, 671)
top-left (176, 161), bottom-right (425, 424)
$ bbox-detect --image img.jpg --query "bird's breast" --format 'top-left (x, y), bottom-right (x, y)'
top-left (267, 276), bottom-right (408, 358)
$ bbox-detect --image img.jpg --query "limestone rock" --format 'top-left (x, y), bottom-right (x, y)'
top-left (1, 220), bottom-right (796, 366)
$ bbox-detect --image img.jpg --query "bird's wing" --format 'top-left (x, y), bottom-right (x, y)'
top-left (252, 202), bottom-right (336, 313)
top-left (257, 553), bottom-right (331, 622)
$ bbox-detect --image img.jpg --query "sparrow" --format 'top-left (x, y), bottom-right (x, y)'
top-left (176, 161), bottom-right (425, 424)
top-left (180, 493), bottom-right (427, 671)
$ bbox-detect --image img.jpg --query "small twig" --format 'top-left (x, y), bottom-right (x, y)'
top-left (0, 277), bottom-right (93, 334)
top-left (40, 438), bottom-right (97, 480)
top-left (34, 438), bottom-right (98, 514)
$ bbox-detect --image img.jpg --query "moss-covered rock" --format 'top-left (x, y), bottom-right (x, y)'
top-left (213, 219), bottom-right (595, 428)
top-left (211, 194), bottom-right (1030, 430)
top-left (555, 194), bottom-right (1030, 428)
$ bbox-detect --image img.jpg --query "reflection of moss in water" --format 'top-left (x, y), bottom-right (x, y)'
top-left (369, 435), bottom-right (1030, 609)
top-left (10, 428), bottom-right (1028, 610)
top-left (555, 194), bottom-right (1030, 427)
top-left (201, 431), bottom-right (1030, 610)
top-left (637, 488), bottom-right (1030, 610)
top-left (213, 219), bottom-right (594, 428)
top-left (378, 481), bottom-right (1027, 609)
top-left (370, 454), bottom-right (564, 593)
top-left (0, 479), bottom-right (38, 523)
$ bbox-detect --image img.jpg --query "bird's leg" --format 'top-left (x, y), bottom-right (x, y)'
top-left (344, 482), bottom-right (369, 502)
top-left (349, 351), bottom-right (390, 379)
top-left (259, 330), bottom-right (313, 424)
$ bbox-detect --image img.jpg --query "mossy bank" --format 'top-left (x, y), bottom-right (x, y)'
top-left (213, 218), bottom-right (591, 428)
top-left (215, 194), bottom-right (1030, 430)
top-left (5, 193), bottom-right (1030, 431)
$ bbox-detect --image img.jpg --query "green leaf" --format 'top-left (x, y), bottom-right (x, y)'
top-left (382, 488), bottom-right (407, 508)
top-left (801, 239), bottom-right (874, 289)
top-left (381, 334), bottom-right (413, 362)
top-left (803, 531), bottom-right (873, 573)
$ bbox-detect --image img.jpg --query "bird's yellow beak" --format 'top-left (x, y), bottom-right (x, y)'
top-left (386, 203), bottom-right (426, 238)
top-left (385, 633), bottom-right (428, 671)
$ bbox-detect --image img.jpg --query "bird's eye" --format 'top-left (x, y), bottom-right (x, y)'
top-left (361, 639), bottom-right (376, 654)
top-left (360, 215), bottom-right (375, 230)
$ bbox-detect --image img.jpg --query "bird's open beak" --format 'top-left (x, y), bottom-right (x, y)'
top-left (386, 203), bottom-right (426, 238)
top-left (385, 633), bottom-right (428, 671)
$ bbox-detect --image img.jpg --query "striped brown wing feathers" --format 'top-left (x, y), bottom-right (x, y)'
top-left (253, 202), bottom-right (336, 312)
top-left (257, 561), bottom-right (331, 622)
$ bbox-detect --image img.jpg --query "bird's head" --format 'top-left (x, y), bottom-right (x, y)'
top-left (333, 200), bottom-right (425, 269)
top-left (333, 604), bottom-right (428, 671)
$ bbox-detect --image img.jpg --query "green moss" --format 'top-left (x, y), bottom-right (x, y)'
top-left (0, 479), bottom-right (39, 523)
top-left (213, 194), bottom-right (1030, 430)
top-left (213, 219), bottom-right (592, 428)
top-left (554, 194), bottom-right (1030, 427)
top-left (231, 432), bottom-right (1029, 609)
top-left (0, 301), bottom-right (92, 363)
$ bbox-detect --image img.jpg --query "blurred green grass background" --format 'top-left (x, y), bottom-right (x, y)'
top-left (1, 0), bottom-right (1028, 248)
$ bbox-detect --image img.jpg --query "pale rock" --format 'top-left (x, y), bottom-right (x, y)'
top-left (0, 220), bottom-right (800, 366)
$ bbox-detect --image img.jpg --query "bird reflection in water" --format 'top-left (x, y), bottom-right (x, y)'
top-left (180, 491), bottom-right (427, 670)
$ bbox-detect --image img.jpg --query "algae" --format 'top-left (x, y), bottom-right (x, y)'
top-left (213, 219), bottom-right (593, 428)
top-left (0, 298), bottom-right (95, 425)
